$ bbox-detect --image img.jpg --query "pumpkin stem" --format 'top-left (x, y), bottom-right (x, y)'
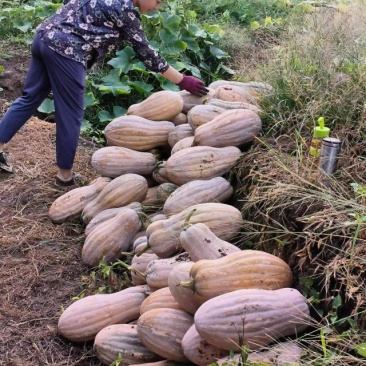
top-left (179, 279), bottom-right (195, 290)
top-left (138, 212), bottom-right (152, 226)
top-left (183, 209), bottom-right (197, 230)
top-left (115, 260), bottom-right (146, 278)
top-left (136, 244), bottom-right (151, 257)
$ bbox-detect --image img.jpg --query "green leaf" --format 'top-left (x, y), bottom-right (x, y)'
top-left (84, 92), bottom-right (99, 109)
top-left (332, 294), bottom-right (342, 310)
top-left (187, 24), bottom-right (207, 38)
top-left (0, 65), bottom-right (4, 73)
top-left (209, 46), bottom-right (229, 59)
top-left (355, 343), bottom-right (366, 357)
top-left (161, 40), bottom-right (187, 56)
top-left (13, 20), bottom-right (32, 33)
top-left (112, 106), bottom-right (126, 118)
top-left (98, 110), bottom-right (112, 123)
top-left (205, 24), bottom-right (224, 36)
top-left (129, 80), bottom-right (154, 94)
top-left (162, 14), bottom-right (181, 33)
top-left (97, 71), bottom-right (131, 96)
top-left (80, 119), bottom-right (92, 132)
top-left (108, 46), bottom-right (136, 73)
top-left (37, 98), bottom-right (55, 114)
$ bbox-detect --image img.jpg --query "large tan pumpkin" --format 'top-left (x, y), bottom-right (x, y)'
top-left (179, 223), bottom-right (240, 261)
top-left (105, 115), bottom-right (175, 151)
top-left (167, 124), bottom-right (194, 148)
top-left (163, 177), bottom-right (233, 216)
top-left (94, 324), bottom-right (162, 365)
top-left (153, 146), bottom-right (241, 186)
top-left (82, 173), bottom-right (148, 223)
top-left (194, 288), bottom-right (310, 351)
top-left (82, 208), bottom-right (142, 267)
top-left (181, 250), bottom-right (293, 304)
top-left (187, 104), bottom-right (225, 130)
top-left (137, 308), bottom-right (194, 362)
top-left (194, 108), bottom-right (262, 148)
top-left (146, 202), bottom-right (244, 258)
top-left (178, 89), bottom-right (216, 114)
top-left (91, 146), bottom-right (157, 178)
top-left (48, 177), bottom-right (111, 224)
top-left (58, 285), bottom-right (149, 342)
top-left (127, 91), bottom-right (184, 121)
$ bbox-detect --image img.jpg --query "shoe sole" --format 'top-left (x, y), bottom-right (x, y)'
top-left (0, 161), bottom-right (14, 173)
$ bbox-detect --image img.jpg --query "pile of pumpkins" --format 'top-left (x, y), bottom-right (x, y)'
top-left (49, 80), bottom-right (310, 365)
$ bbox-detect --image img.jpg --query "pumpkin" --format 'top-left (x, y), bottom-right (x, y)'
top-left (168, 124), bottom-right (194, 148)
top-left (181, 324), bottom-right (229, 365)
top-left (137, 308), bottom-right (194, 361)
top-left (153, 146), bottom-right (241, 186)
top-left (94, 324), bottom-right (162, 365)
top-left (194, 108), bottom-right (262, 148)
top-left (82, 174), bottom-right (148, 223)
top-left (168, 262), bottom-right (200, 315)
top-left (179, 223), bottom-right (240, 261)
top-left (147, 202), bottom-right (244, 258)
top-left (48, 177), bottom-right (111, 224)
top-left (171, 112), bottom-right (187, 126)
top-left (91, 146), bottom-right (157, 178)
top-left (145, 252), bottom-right (191, 291)
top-left (58, 285), bottom-right (149, 342)
top-left (105, 115), bottom-right (175, 151)
top-left (140, 287), bottom-right (183, 314)
top-left (187, 104), bottom-right (225, 131)
top-left (207, 98), bottom-right (261, 113)
top-left (216, 341), bottom-right (303, 366)
top-left (84, 202), bottom-right (143, 237)
top-left (194, 288), bottom-right (310, 351)
top-left (181, 250), bottom-right (293, 304)
top-left (170, 136), bottom-right (194, 155)
top-left (178, 89), bottom-right (216, 114)
top-left (131, 252), bottom-right (159, 286)
top-left (82, 208), bottom-right (142, 267)
top-left (127, 91), bottom-right (184, 121)
top-left (163, 177), bottom-right (233, 216)
top-left (156, 183), bottom-right (179, 204)
top-left (213, 84), bottom-right (258, 105)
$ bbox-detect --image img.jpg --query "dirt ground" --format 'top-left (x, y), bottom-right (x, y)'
top-left (0, 48), bottom-right (104, 366)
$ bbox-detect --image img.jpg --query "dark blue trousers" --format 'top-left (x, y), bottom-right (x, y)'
top-left (0, 34), bottom-right (86, 170)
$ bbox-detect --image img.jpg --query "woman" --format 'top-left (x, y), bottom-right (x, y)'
top-left (0, 0), bottom-right (208, 185)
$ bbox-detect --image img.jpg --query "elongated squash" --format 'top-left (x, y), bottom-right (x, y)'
top-left (216, 341), bottom-right (303, 366)
top-left (140, 287), bottom-right (183, 314)
top-left (194, 288), bottom-right (310, 351)
top-left (181, 250), bottom-right (293, 304)
top-left (48, 177), bottom-right (111, 224)
top-left (91, 146), bottom-right (157, 178)
top-left (137, 308), bottom-right (194, 361)
top-left (145, 253), bottom-right (191, 291)
top-left (187, 104), bottom-right (225, 131)
top-left (178, 89), bottom-right (216, 114)
top-left (105, 115), bottom-right (175, 151)
top-left (147, 203), bottom-right (243, 258)
top-left (127, 91), bottom-right (184, 121)
top-left (58, 285), bottom-right (149, 342)
top-left (82, 208), bottom-right (142, 267)
top-left (163, 177), bottom-right (233, 216)
top-left (94, 324), bottom-right (162, 365)
top-left (82, 174), bottom-right (148, 223)
top-left (168, 124), bottom-right (194, 148)
top-left (213, 84), bottom-right (258, 105)
top-left (131, 252), bottom-right (159, 286)
top-left (154, 146), bottom-right (241, 186)
top-left (194, 109), bottom-right (262, 148)
top-left (84, 202), bottom-right (142, 236)
top-left (168, 262), bottom-right (200, 315)
top-left (180, 223), bottom-right (240, 261)
top-left (170, 136), bottom-right (195, 155)
top-left (207, 98), bottom-right (261, 113)
top-left (182, 324), bottom-right (229, 365)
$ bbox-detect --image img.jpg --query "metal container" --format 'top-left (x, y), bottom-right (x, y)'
top-left (319, 137), bottom-right (341, 174)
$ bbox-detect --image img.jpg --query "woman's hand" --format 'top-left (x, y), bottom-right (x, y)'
top-left (177, 75), bottom-right (209, 96)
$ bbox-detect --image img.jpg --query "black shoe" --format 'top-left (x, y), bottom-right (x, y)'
top-left (0, 152), bottom-right (13, 173)
top-left (55, 172), bottom-right (84, 187)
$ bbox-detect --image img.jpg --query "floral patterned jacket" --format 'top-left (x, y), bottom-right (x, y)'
top-left (36, 0), bottom-right (169, 71)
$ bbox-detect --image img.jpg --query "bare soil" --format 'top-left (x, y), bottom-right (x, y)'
top-left (0, 45), bottom-right (103, 366)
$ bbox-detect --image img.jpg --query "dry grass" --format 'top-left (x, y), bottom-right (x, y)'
top-left (0, 118), bottom-right (104, 365)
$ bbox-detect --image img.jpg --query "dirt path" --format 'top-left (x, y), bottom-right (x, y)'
top-left (0, 117), bottom-right (104, 365)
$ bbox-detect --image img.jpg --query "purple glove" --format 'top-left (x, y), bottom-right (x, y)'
top-left (177, 75), bottom-right (209, 97)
